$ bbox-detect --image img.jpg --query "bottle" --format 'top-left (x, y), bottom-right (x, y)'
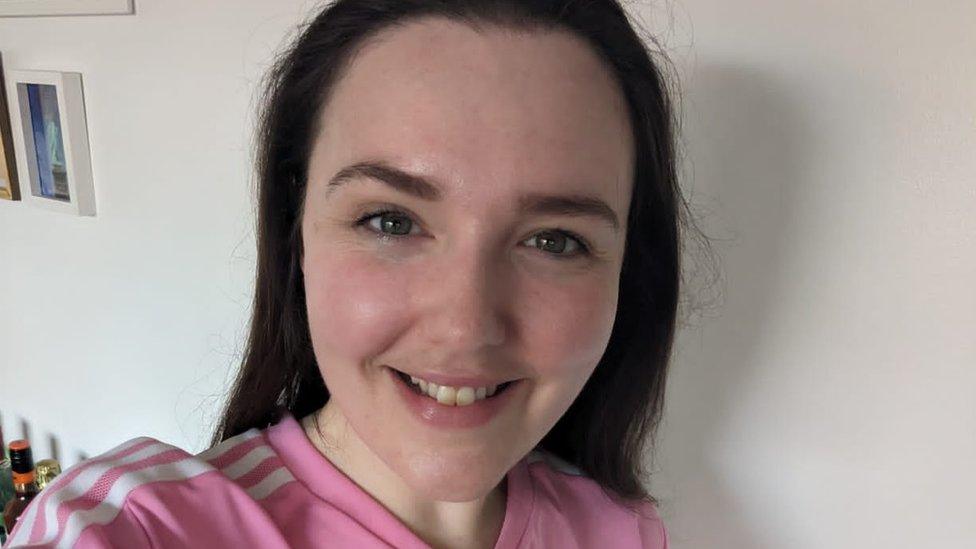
top-left (3, 440), bottom-right (39, 535)
top-left (0, 427), bottom-right (13, 544)
top-left (35, 458), bottom-right (62, 491)
top-left (0, 426), bottom-right (12, 506)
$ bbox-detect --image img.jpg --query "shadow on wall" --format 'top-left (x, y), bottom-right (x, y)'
top-left (0, 410), bottom-right (87, 466)
top-left (0, 411), bottom-right (35, 452)
top-left (652, 62), bottom-right (815, 549)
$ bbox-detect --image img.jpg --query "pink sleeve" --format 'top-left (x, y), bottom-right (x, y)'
top-left (5, 469), bottom-right (287, 549)
top-left (121, 472), bottom-right (288, 548)
top-left (3, 497), bottom-right (151, 548)
top-left (70, 505), bottom-right (153, 548)
top-left (0, 435), bottom-right (277, 549)
top-left (636, 501), bottom-right (669, 549)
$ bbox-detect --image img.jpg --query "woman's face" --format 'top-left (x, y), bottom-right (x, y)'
top-left (301, 18), bottom-right (633, 502)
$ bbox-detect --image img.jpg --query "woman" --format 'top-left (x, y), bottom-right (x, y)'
top-left (6, 0), bottom-right (687, 547)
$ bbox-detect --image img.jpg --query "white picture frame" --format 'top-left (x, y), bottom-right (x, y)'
top-left (4, 69), bottom-right (96, 216)
top-left (0, 0), bottom-right (132, 17)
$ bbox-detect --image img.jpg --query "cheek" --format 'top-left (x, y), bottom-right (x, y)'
top-left (524, 276), bottom-right (618, 383)
top-left (515, 274), bottom-right (619, 444)
top-left (303, 250), bottom-right (406, 373)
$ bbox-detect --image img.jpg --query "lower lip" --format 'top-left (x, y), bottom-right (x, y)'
top-left (387, 366), bottom-right (522, 429)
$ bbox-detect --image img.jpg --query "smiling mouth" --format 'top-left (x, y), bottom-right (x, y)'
top-left (391, 368), bottom-right (516, 406)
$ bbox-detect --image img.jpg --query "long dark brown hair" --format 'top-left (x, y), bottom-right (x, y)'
top-left (213, 0), bottom-right (692, 505)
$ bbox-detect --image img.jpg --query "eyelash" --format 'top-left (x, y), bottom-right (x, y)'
top-left (353, 208), bottom-right (592, 260)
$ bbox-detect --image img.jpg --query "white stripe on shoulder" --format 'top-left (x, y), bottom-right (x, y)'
top-left (220, 445), bottom-right (277, 480)
top-left (245, 467), bottom-right (296, 501)
top-left (9, 439), bottom-right (175, 547)
top-left (197, 428), bottom-right (261, 463)
top-left (526, 448), bottom-right (584, 476)
top-left (54, 457), bottom-right (216, 549)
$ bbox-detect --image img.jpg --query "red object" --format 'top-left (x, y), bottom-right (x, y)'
top-left (8, 440), bottom-right (29, 452)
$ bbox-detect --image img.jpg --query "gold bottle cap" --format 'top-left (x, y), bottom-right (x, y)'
top-left (35, 458), bottom-right (62, 490)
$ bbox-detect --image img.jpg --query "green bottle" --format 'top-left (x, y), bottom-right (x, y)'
top-left (0, 426), bottom-right (13, 544)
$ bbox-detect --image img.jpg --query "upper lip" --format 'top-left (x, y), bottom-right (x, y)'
top-left (388, 366), bottom-right (520, 388)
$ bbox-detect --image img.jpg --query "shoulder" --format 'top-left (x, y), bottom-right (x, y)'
top-left (5, 435), bottom-right (200, 547)
top-left (523, 448), bottom-right (669, 549)
top-left (194, 427), bottom-right (297, 501)
top-left (5, 428), bottom-right (290, 548)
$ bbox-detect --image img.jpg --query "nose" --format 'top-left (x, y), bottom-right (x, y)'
top-left (418, 244), bottom-right (510, 355)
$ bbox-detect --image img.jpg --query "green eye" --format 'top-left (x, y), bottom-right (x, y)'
top-left (525, 231), bottom-right (586, 257)
top-left (354, 208), bottom-right (591, 259)
top-left (363, 210), bottom-right (414, 236)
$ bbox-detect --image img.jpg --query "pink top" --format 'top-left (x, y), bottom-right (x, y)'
top-left (3, 411), bottom-right (667, 548)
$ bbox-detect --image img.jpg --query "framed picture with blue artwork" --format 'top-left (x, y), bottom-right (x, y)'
top-left (3, 69), bottom-right (95, 216)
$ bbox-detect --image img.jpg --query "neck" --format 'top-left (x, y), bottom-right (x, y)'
top-left (302, 401), bottom-right (507, 549)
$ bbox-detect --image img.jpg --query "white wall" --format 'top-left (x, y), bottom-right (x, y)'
top-left (1, 1), bottom-right (973, 548)
top-left (0, 0), bottom-right (320, 465)
top-left (641, 2), bottom-right (976, 549)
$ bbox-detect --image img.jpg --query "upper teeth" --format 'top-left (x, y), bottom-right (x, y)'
top-left (408, 375), bottom-right (499, 406)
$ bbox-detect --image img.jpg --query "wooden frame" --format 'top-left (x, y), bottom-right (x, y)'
top-left (4, 69), bottom-right (96, 216)
top-left (0, 54), bottom-right (19, 201)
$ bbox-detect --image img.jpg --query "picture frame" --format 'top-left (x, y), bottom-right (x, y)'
top-left (4, 69), bottom-right (96, 216)
top-left (0, 0), bottom-right (133, 17)
top-left (0, 54), bottom-right (19, 201)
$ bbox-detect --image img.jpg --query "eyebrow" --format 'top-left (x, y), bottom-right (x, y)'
top-left (326, 160), bottom-right (621, 232)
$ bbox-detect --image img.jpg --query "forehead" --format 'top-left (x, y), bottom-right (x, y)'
top-left (312, 17), bottom-right (633, 212)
